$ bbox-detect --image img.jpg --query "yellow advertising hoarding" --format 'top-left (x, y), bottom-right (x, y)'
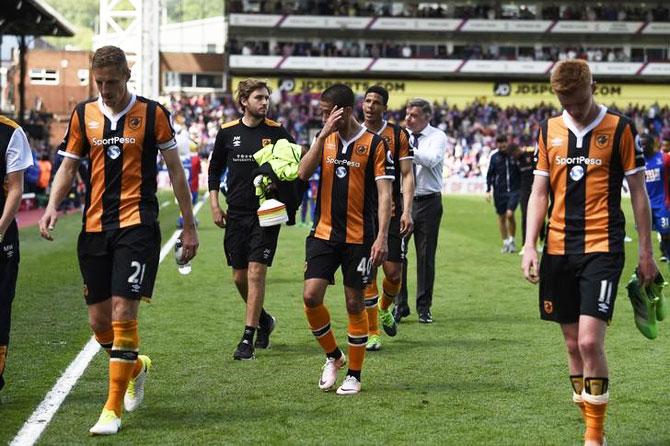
top-left (232, 76), bottom-right (670, 108)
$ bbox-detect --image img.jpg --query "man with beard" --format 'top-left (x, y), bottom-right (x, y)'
top-left (208, 79), bottom-right (294, 360)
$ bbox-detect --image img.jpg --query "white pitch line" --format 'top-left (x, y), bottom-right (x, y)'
top-left (10, 199), bottom-right (206, 446)
top-left (9, 339), bottom-right (101, 446)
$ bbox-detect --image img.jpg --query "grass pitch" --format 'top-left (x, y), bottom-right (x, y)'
top-left (1, 195), bottom-right (669, 445)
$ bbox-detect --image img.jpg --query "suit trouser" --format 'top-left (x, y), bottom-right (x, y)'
top-left (397, 193), bottom-right (443, 315)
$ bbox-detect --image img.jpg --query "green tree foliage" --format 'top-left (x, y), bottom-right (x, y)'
top-left (43, 0), bottom-right (98, 50)
top-left (164, 0), bottom-right (225, 23)
top-left (42, 0), bottom-right (225, 50)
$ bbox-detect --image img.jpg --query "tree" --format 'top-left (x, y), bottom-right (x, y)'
top-left (164, 0), bottom-right (225, 23)
top-left (43, 0), bottom-right (98, 50)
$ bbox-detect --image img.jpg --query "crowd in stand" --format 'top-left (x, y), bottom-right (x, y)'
top-left (21, 94), bottom-right (670, 203)
top-left (230, 39), bottom-right (663, 63)
top-left (161, 93), bottom-right (670, 181)
top-left (228, 1), bottom-right (670, 22)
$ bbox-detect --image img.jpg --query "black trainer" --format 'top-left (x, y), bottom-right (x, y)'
top-left (255, 316), bottom-right (276, 349)
top-left (233, 339), bottom-right (255, 360)
top-left (393, 306), bottom-right (410, 323)
top-left (418, 311), bottom-right (433, 324)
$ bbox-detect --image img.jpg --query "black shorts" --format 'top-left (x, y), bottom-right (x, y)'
top-left (494, 191), bottom-right (520, 215)
top-left (224, 212), bottom-right (280, 269)
top-left (304, 236), bottom-right (372, 290)
top-left (0, 239), bottom-right (19, 345)
top-left (387, 215), bottom-right (406, 263)
top-left (539, 252), bottom-right (625, 324)
top-left (77, 223), bottom-right (161, 305)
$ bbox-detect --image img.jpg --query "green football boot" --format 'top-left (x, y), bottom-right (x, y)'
top-left (378, 307), bottom-right (397, 337)
top-left (651, 271), bottom-right (667, 322)
top-left (626, 273), bottom-right (658, 340)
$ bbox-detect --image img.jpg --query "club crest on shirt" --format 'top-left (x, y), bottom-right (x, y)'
top-left (382, 135), bottom-right (391, 146)
top-left (594, 133), bottom-right (609, 149)
top-left (128, 116), bottom-right (142, 130)
top-left (356, 144), bottom-right (368, 155)
top-left (543, 300), bottom-right (553, 314)
top-left (262, 138), bottom-right (272, 147)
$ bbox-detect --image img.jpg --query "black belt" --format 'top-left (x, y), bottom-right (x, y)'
top-left (414, 192), bottom-right (441, 202)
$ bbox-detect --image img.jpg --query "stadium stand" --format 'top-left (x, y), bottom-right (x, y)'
top-left (226, 0), bottom-right (670, 77)
top-left (230, 40), bottom-right (653, 63)
top-left (228, 1), bottom-right (670, 21)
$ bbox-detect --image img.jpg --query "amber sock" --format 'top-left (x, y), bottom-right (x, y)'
top-left (104, 320), bottom-right (139, 417)
top-left (570, 374), bottom-right (586, 421)
top-left (380, 277), bottom-right (401, 311)
top-left (0, 345), bottom-right (6, 376)
top-left (583, 377), bottom-right (609, 444)
top-left (305, 304), bottom-right (338, 354)
top-left (94, 327), bottom-right (114, 355)
top-left (95, 328), bottom-right (143, 379)
top-left (346, 310), bottom-right (368, 378)
top-left (364, 281), bottom-right (380, 336)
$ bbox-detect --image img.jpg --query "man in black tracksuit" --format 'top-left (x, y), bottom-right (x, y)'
top-left (486, 135), bottom-right (521, 253)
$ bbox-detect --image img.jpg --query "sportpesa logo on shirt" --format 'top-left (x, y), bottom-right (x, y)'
top-left (554, 155), bottom-right (602, 166)
top-left (326, 157), bottom-right (361, 168)
top-left (92, 136), bottom-right (137, 146)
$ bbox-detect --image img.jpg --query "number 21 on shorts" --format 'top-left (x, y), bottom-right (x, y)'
top-left (128, 261), bottom-right (147, 285)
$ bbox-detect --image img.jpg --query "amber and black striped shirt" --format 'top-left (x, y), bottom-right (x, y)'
top-left (312, 128), bottom-right (395, 245)
top-left (365, 120), bottom-right (413, 216)
top-left (58, 95), bottom-right (176, 232)
top-left (534, 105), bottom-right (645, 255)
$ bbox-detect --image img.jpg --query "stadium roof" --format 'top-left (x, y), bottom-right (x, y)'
top-left (0, 0), bottom-right (75, 37)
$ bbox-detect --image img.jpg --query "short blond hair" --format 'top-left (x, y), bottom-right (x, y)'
top-left (550, 60), bottom-right (592, 96)
top-left (236, 78), bottom-right (271, 110)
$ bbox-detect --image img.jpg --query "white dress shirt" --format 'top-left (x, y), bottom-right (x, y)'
top-left (410, 124), bottom-right (447, 196)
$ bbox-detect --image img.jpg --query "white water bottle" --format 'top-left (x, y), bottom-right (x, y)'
top-left (174, 238), bottom-right (192, 275)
